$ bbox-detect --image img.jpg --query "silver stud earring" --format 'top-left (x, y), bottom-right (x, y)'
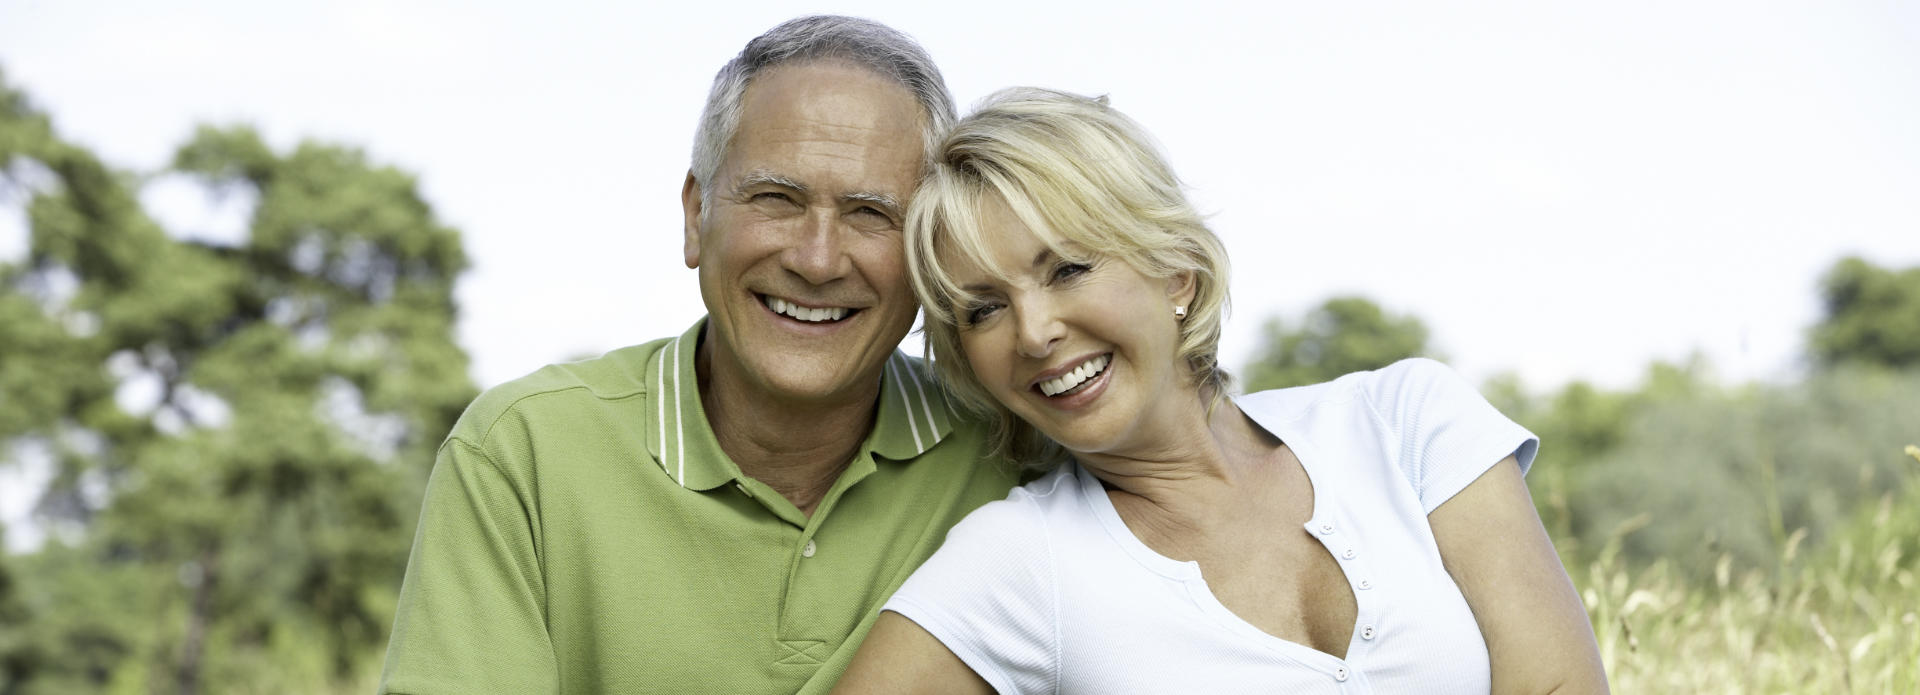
top-left (1174, 305), bottom-right (1187, 319)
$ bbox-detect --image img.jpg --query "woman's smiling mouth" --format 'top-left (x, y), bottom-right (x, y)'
top-left (1037, 353), bottom-right (1111, 397)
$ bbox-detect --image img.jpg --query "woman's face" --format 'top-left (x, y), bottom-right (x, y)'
top-left (948, 197), bottom-right (1195, 456)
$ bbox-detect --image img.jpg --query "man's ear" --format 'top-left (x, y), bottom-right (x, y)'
top-left (681, 172), bottom-right (703, 269)
top-left (1168, 270), bottom-right (1199, 313)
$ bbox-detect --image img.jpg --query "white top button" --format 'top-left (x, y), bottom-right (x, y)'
top-left (802, 539), bottom-right (817, 558)
top-left (1342, 547), bottom-right (1357, 560)
top-left (1362, 625), bottom-right (1377, 640)
top-left (1358, 579), bottom-right (1373, 590)
top-left (1334, 666), bottom-right (1349, 682)
top-left (1318, 522), bottom-right (1336, 535)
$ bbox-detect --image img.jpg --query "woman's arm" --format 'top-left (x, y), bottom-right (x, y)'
top-left (832, 611), bottom-right (995, 695)
top-left (1430, 456), bottom-right (1610, 694)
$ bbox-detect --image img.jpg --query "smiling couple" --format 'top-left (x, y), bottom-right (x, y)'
top-left (380, 15), bottom-right (1607, 695)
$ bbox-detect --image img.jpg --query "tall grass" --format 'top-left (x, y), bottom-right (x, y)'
top-left (1583, 445), bottom-right (1920, 693)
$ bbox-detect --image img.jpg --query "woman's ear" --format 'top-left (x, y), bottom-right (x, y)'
top-left (1168, 271), bottom-right (1199, 314)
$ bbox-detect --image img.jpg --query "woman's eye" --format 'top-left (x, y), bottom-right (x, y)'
top-left (964, 301), bottom-right (1002, 325)
top-left (1052, 262), bottom-right (1092, 283)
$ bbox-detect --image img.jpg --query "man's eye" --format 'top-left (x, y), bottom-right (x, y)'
top-left (850, 206), bottom-right (895, 227)
top-left (748, 192), bottom-right (804, 211)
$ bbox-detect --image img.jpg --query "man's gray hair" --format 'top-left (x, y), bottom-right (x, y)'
top-left (690, 15), bottom-right (957, 206)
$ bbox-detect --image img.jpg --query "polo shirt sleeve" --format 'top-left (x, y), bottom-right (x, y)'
top-left (380, 436), bottom-right (558, 694)
top-left (1363, 358), bottom-right (1539, 515)
top-left (880, 494), bottom-right (1058, 695)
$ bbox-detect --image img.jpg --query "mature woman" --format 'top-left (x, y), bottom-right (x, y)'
top-left (833, 88), bottom-right (1608, 694)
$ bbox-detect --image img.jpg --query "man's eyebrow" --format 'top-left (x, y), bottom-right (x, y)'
top-left (735, 170), bottom-right (806, 194)
top-left (843, 191), bottom-right (902, 212)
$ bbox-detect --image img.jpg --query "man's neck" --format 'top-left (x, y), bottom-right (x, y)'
top-left (697, 349), bottom-right (880, 517)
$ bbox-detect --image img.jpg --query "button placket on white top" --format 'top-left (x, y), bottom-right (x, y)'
top-left (1306, 515), bottom-right (1373, 680)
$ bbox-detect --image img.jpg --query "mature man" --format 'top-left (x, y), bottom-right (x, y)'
top-left (379, 16), bottom-right (1018, 694)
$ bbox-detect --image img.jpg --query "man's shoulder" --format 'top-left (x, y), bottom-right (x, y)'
top-left (447, 337), bottom-right (675, 448)
top-left (888, 352), bottom-right (999, 436)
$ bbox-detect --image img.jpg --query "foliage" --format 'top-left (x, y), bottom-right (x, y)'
top-left (1811, 256), bottom-right (1920, 369)
top-left (0, 69), bottom-right (472, 693)
top-left (1240, 296), bottom-right (1432, 391)
top-left (1504, 365), bottom-right (1920, 579)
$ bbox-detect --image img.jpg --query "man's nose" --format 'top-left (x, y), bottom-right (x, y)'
top-left (784, 206), bottom-right (851, 284)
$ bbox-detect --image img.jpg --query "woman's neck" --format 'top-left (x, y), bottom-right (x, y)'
top-left (1075, 398), bottom-right (1278, 516)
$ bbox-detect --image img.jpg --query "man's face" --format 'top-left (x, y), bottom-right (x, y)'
top-left (682, 60), bottom-right (926, 406)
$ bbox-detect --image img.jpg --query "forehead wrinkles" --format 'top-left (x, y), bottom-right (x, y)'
top-left (726, 61), bottom-right (927, 186)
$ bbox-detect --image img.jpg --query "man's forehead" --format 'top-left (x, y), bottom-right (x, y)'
top-left (722, 63), bottom-right (925, 157)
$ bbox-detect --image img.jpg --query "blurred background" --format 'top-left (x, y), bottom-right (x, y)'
top-left (1, 1), bottom-right (1916, 692)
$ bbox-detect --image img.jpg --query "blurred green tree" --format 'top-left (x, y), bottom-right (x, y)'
top-left (0, 69), bottom-right (473, 693)
top-left (1241, 296), bottom-right (1432, 391)
top-left (1562, 367), bottom-right (1920, 579)
top-left (1811, 256), bottom-right (1920, 369)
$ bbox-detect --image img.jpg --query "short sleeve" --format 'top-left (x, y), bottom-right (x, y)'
top-left (881, 495), bottom-right (1059, 695)
top-left (380, 437), bottom-right (559, 694)
top-left (1362, 358), bottom-right (1539, 514)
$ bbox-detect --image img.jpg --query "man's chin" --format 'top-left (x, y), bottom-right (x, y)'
top-left (740, 352), bottom-right (887, 405)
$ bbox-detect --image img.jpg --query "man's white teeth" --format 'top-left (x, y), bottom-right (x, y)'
top-left (1040, 354), bottom-right (1111, 397)
top-left (767, 296), bottom-right (849, 323)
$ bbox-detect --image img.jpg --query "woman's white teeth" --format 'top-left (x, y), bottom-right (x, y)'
top-left (767, 296), bottom-right (849, 323)
top-left (1040, 354), bottom-right (1110, 397)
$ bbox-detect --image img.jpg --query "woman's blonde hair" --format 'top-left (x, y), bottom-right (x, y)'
top-left (905, 87), bottom-right (1232, 468)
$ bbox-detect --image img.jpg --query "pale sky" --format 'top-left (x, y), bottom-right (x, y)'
top-left (2, 1), bottom-right (1917, 389)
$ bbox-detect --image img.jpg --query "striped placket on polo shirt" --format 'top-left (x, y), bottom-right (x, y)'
top-left (640, 317), bottom-right (958, 507)
top-left (638, 318), bottom-right (971, 675)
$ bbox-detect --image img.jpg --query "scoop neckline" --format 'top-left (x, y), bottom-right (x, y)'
top-left (1072, 413), bottom-right (1370, 671)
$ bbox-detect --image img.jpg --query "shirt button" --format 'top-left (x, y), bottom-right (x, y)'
top-left (1318, 522), bottom-right (1336, 535)
top-left (802, 539), bottom-right (817, 558)
top-left (1342, 547), bottom-right (1357, 560)
top-left (1334, 666), bottom-right (1349, 682)
top-left (1362, 625), bottom-right (1377, 640)
top-left (1358, 579), bottom-right (1373, 590)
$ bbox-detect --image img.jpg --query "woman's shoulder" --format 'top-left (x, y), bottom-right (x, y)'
top-left (888, 464), bottom-right (1073, 636)
top-left (946, 464), bottom-right (1083, 541)
top-left (1236, 358), bottom-right (1473, 422)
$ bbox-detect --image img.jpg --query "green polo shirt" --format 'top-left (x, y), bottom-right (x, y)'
top-left (380, 319), bottom-right (1018, 694)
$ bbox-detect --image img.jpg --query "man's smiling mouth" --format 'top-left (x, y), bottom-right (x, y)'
top-left (762, 295), bottom-right (855, 323)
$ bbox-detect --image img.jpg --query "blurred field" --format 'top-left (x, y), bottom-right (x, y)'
top-left (1577, 444), bottom-right (1920, 693)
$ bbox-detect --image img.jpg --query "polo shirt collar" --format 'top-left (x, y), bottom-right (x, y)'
top-left (644, 318), bottom-right (958, 491)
